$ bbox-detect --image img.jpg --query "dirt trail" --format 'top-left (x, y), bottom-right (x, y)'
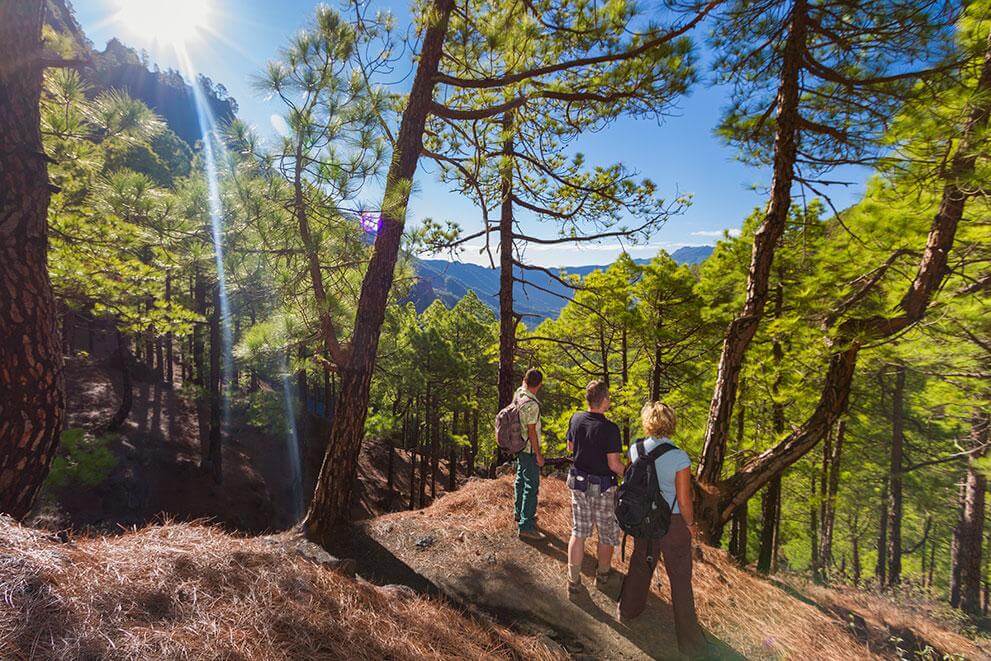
top-left (356, 476), bottom-right (919, 660)
top-left (360, 483), bottom-right (704, 659)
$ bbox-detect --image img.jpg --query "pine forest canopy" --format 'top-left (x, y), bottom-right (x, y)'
top-left (0, 0), bottom-right (987, 630)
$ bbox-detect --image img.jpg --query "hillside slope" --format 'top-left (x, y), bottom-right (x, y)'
top-left (0, 516), bottom-right (559, 659)
top-left (360, 476), bottom-right (985, 660)
top-left (46, 0), bottom-right (238, 146)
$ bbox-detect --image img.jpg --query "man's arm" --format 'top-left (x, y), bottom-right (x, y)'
top-left (606, 452), bottom-right (625, 478)
top-left (528, 424), bottom-right (543, 466)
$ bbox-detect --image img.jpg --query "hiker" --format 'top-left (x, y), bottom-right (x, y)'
top-left (566, 380), bottom-right (625, 593)
top-left (618, 401), bottom-right (707, 657)
top-left (514, 368), bottom-right (545, 539)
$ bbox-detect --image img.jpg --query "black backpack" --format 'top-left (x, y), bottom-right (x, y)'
top-left (615, 439), bottom-right (676, 556)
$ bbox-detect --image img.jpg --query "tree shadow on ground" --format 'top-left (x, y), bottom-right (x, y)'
top-left (521, 534), bottom-right (745, 660)
top-left (350, 517), bottom-right (746, 660)
top-left (33, 357), bottom-right (298, 534)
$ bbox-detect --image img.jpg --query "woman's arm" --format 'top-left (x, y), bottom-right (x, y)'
top-left (674, 468), bottom-right (698, 540)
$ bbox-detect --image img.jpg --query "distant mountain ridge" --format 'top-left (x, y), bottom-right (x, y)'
top-left (409, 245), bottom-right (714, 321)
top-left (46, 0), bottom-right (238, 147)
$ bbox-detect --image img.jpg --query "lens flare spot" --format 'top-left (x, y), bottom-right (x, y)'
top-left (115, 0), bottom-right (211, 47)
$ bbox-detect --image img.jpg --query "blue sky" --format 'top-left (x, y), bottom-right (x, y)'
top-left (74, 0), bottom-right (869, 267)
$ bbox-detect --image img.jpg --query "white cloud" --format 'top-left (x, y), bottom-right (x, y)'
top-left (270, 114), bottom-right (290, 138)
top-left (691, 229), bottom-right (741, 238)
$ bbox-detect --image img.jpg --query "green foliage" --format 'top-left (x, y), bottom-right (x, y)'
top-left (43, 68), bottom-right (199, 341)
top-left (239, 389), bottom-right (291, 440)
top-left (46, 429), bottom-right (117, 490)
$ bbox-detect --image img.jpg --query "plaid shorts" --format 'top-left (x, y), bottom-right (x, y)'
top-left (569, 480), bottom-right (621, 546)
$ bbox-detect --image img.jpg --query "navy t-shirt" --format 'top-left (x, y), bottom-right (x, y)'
top-left (567, 411), bottom-right (623, 477)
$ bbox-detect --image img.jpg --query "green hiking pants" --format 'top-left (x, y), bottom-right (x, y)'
top-left (514, 452), bottom-right (540, 531)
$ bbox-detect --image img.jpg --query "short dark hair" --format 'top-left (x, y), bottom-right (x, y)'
top-left (523, 368), bottom-right (543, 388)
top-left (585, 380), bottom-right (609, 407)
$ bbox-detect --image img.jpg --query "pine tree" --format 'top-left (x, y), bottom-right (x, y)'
top-left (0, 1), bottom-right (66, 517)
top-left (695, 0), bottom-right (960, 521)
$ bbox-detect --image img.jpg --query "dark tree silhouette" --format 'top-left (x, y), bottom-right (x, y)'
top-left (0, 0), bottom-right (66, 518)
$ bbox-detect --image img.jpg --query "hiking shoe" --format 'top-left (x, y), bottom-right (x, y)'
top-left (517, 529), bottom-right (546, 541)
top-left (567, 578), bottom-right (583, 595)
top-left (595, 569), bottom-right (616, 589)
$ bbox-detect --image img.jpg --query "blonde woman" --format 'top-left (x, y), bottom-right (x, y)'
top-left (618, 401), bottom-right (706, 657)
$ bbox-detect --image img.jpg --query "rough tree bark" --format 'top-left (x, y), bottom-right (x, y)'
top-left (304, 0), bottom-right (455, 546)
top-left (497, 111), bottom-right (516, 411)
top-left (697, 0), bottom-right (807, 487)
top-left (0, 0), bottom-right (66, 518)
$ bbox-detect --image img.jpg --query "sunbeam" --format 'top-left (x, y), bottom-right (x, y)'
top-left (174, 45), bottom-right (236, 450)
top-left (278, 344), bottom-right (304, 523)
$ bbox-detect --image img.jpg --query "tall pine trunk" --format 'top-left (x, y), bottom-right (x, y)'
top-left (697, 0), bottom-right (807, 492)
top-left (851, 516), bottom-right (862, 586)
top-left (469, 406), bottom-right (478, 477)
top-left (730, 390), bottom-right (748, 564)
top-left (876, 477), bottom-right (889, 588)
top-left (951, 414), bottom-right (988, 614)
top-left (304, 0), bottom-right (454, 547)
top-left (497, 110), bottom-right (516, 411)
top-left (810, 473), bottom-right (820, 579)
top-left (165, 273), bottom-right (174, 385)
top-left (0, 0), bottom-right (65, 518)
top-left (759, 281), bottom-right (787, 575)
top-left (818, 419), bottom-right (844, 582)
top-left (105, 330), bottom-right (133, 432)
top-left (811, 424), bottom-right (831, 583)
top-left (757, 476), bottom-right (781, 574)
top-left (650, 344), bottom-right (663, 401)
top-left (192, 269), bottom-right (206, 386)
top-left (887, 364), bottom-right (906, 586)
top-left (207, 284), bottom-right (222, 483)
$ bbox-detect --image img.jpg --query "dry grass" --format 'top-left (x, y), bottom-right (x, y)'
top-left (0, 515), bottom-right (559, 660)
top-left (376, 476), bottom-right (987, 660)
top-left (777, 574), bottom-right (988, 659)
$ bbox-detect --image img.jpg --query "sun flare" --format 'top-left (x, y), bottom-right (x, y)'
top-left (115, 0), bottom-right (211, 47)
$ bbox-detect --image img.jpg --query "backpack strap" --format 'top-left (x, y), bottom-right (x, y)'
top-left (645, 442), bottom-right (678, 462)
top-left (515, 390), bottom-right (539, 412)
top-left (642, 441), bottom-right (679, 511)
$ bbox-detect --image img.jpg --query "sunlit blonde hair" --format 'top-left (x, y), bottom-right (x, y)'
top-left (641, 401), bottom-right (677, 438)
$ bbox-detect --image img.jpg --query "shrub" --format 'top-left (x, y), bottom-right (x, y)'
top-left (46, 428), bottom-right (118, 490)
